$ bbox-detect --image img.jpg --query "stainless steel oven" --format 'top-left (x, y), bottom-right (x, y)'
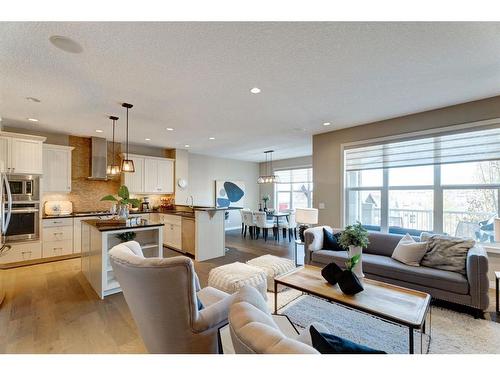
top-left (7, 175), bottom-right (39, 202)
top-left (4, 202), bottom-right (40, 242)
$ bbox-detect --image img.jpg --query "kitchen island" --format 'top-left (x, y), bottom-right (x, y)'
top-left (156, 206), bottom-right (242, 262)
top-left (81, 219), bottom-right (164, 299)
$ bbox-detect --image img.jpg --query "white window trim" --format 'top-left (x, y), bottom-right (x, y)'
top-left (274, 166), bottom-right (313, 210)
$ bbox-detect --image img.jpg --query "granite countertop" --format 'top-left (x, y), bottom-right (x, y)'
top-left (81, 219), bottom-right (164, 232)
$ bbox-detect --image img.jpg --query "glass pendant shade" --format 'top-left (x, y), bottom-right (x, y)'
top-left (110, 165), bottom-right (121, 175)
top-left (121, 159), bottom-right (135, 173)
top-left (107, 115), bottom-right (120, 176)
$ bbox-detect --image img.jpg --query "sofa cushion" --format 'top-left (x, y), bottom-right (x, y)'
top-left (323, 228), bottom-right (343, 251)
top-left (311, 251), bottom-right (469, 295)
top-left (420, 233), bottom-right (474, 275)
top-left (364, 232), bottom-right (405, 257)
top-left (391, 233), bottom-right (428, 267)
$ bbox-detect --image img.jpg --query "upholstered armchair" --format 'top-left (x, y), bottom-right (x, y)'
top-left (109, 241), bottom-right (233, 354)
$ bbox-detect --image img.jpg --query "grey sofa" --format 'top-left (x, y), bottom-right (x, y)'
top-left (304, 226), bottom-right (490, 312)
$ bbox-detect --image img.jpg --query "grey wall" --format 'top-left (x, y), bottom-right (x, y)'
top-left (188, 153), bottom-right (260, 229)
top-left (313, 95), bottom-right (500, 227)
top-left (259, 155), bottom-right (312, 209)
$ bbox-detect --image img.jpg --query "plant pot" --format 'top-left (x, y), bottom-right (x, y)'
top-left (118, 204), bottom-right (129, 219)
top-left (348, 245), bottom-right (364, 278)
top-left (338, 270), bottom-right (364, 295)
top-left (321, 262), bottom-right (343, 285)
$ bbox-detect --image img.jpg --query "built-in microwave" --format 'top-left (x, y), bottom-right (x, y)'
top-left (6, 175), bottom-right (39, 202)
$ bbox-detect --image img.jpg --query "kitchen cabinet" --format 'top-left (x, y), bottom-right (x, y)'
top-left (42, 144), bottom-right (74, 193)
top-left (159, 213), bottom-right (182, 250)
top-left (122, 155), bottom-right (144, 193)
top-left (42, 217), bottom-right (74, 258)
top-left (123, 153), bottom-right (174, 194)
top-left (0, 132), bottom-right (45, 174)
top-left (0, 241), bottom-right (42, 265)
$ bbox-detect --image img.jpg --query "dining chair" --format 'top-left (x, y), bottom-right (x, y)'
top-left (278, 209), bottom-right (297, 242)
top-left (254, 211), bottom-right (276, 241)
top-left (242, 210), bottom-right (256, 239)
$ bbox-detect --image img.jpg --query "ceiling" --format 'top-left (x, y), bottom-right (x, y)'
top-left (2, 22), bottom-right (500, 162)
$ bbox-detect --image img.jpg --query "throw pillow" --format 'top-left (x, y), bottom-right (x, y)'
top-left (322, 228), bottom-right (343, 251)
top-left (420, 232), bottom-right (475, 275)
top-left (309, 326), bottom-right (385, 354)
top-left (391, 233), bottom-right (428, 266)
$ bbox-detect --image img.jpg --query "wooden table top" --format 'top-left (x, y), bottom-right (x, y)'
top-left (275, 265), bottom-right (431, 327)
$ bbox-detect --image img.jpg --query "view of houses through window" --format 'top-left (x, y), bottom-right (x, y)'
top-left (346, 161), bottom-right (500, 242)
top-left (275, 168), bottom-right (313, 211)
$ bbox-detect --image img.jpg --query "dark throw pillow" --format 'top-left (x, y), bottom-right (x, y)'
top-left (197, 297), bottom-right (204, 311)
top-left (323, 228), bottom-right (344, 251)
top-left (309, 325), bottom-right (386, 354)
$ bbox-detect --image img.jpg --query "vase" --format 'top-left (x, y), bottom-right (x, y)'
top-left (338, 270), bottom-right (364, 295)
top-left (118, 204), bottom-right (129, 219)
top-left (348, 245), bottom-right (364, 278)
top-left (321, 262), bottom-right (343, 285)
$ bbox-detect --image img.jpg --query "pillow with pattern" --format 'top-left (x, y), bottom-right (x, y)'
top-left (420, 232), bottom-right (475, 275)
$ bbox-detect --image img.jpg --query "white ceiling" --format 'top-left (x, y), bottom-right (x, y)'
top-left (2, 22), bottom-right (500, 162)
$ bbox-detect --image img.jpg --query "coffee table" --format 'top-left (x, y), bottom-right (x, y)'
top-left (274, 265), bottom-right (431, 354)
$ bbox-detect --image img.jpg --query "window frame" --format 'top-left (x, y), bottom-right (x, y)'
top-left (274, 167), bottom-right (313, 210)
top-left (345, 163), bottom-right (500, 235)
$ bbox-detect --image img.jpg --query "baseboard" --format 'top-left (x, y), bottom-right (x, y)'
top-left (225, 226), bottom-right (241, 231)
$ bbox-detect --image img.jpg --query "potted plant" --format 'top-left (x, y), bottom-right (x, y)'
top-left (337, 254), bottom-right (364, 295)
top-left (116, 231), bottom-right (137, 243)
top-left (101, 185), bottom-right (140, 219)
top-left (338, 222), bottom-right (369, 278)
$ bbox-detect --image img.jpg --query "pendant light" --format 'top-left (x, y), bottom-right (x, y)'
top-left (257, 150), bottom-right (280, 184)
top-left (106, 115), bottom-right (121, 175)
top-left (121, 102), bottom-right (135, 173)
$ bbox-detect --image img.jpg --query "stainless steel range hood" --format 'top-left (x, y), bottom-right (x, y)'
top-left (88, 137), bottom-right (108, 180)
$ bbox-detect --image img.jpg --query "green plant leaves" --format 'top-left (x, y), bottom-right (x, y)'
top-left (118, 185), bottom-right (130, 200)
top-left (339, 221), bottom-right (370, 249)
top-left (345, 254), bottom-right (361, 271)
top-left (100, 195), bottom-right (118, 202)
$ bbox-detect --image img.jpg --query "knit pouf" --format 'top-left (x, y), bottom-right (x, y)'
top-left (246, 255), bottom-right (296, 292)
top-left (208, 262), bottom-right (268, 300)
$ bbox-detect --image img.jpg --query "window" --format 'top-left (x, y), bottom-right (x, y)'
top-left (275, 168), bottom-right (313, 210)
top-left (344, 127), bottom-right (500, 242)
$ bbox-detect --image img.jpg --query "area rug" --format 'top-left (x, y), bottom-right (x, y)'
top-left (280, 294), bottom-right (500, 354)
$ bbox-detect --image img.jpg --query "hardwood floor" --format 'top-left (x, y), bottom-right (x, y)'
top-left (0, 230), bottom-right (497, 353)
top-left (0, 229), bottom-right (296, 353)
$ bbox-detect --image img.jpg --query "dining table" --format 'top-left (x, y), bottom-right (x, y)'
top-left (266, 211), bottom-right (290, 241)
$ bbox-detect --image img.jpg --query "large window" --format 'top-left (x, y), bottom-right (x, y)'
top-left (275, 168), bottom-right (313, 210)
top-left (344, 126), bottom-right (500, 242)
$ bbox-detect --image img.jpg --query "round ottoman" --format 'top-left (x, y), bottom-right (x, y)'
top-left (246, 255), bottom-right (295, 292)
top-left (208, 262), bottom-right (268, 300)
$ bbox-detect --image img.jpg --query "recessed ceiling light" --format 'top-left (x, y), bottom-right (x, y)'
top-left (145, 138), bottom-right (151, 141)
top-left (166, 127), bottom-right (174, 131)
top-left (323, 122), bottom-right (331, 126)
top-left (184, 144), bottom-right (190, 148)
top-left (209, 137), bottom-right (215, 140)
top-left (250, 87), bottom-right (261, 94)
top-left (95, 129), bottom-right (104, 133)
top-left (49, 35), bottom-right (83, 54)
top-left (26, 97), bottom-right (41, 103)
top-left (27, 118), bottom-right (39, 122)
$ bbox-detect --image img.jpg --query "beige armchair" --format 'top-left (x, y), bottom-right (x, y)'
top-left (109, 241), bottom-right (233, 354)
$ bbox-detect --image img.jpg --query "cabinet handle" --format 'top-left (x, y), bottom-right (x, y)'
top-left (53, 247), bottom-right (63, 251)
top-left (21, 251), bottom-right (32, 259)
top-left (52, 221), bottom-right (63, 224)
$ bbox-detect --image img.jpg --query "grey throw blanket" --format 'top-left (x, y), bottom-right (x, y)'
top-left (420, 233), bottom-right (475, 275)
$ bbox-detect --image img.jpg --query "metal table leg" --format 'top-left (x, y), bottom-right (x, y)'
top-left (409, 327), bottom-right (414, 354)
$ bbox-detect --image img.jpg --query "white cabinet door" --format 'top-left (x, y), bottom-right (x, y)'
top-left (157, 159), bottom-right (174, 193)
top-left (10, 138), bottom-right (43, 174)
top-left (73, 216), bottom-right (99, 253)
top-left (144, 158), bottom-right (159, 193)
top-left (124, 156), bottom-right (145, 193)
top-left (42, 145), bottom-right (72, 192)
top-left (0, 136), bottom-right (10, 171)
